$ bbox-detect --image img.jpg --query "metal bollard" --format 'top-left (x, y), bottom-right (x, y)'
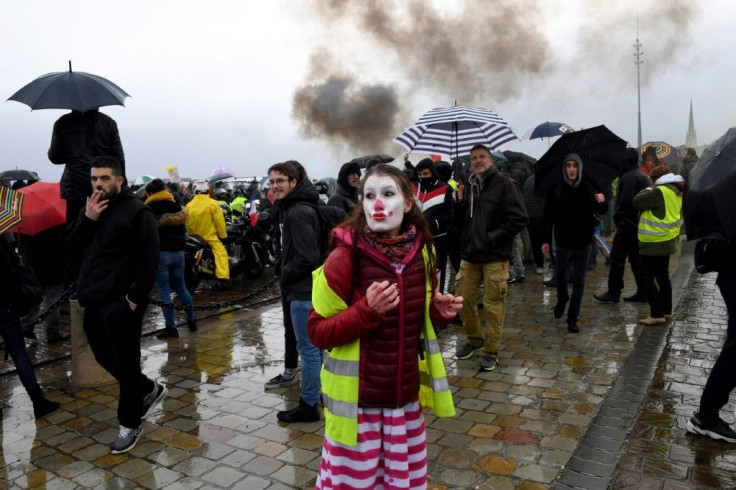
top-left (69, 301), bottom-right (115, 387)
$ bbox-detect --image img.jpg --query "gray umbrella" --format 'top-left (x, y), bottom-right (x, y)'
top-left (0, 169), bottom-right (40, 185)
top-left (7, 61), bottom-right (130, 113)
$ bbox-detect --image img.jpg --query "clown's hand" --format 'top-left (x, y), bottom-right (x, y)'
top-left (433, 292), bottom-right (463, 319)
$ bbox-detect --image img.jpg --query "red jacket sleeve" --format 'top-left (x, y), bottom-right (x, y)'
top-left (308, 245), bottom-right (383, 350)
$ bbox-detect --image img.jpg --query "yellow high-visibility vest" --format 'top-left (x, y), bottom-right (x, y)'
top-left (312, 247), bottom-right (455, 446)
top-left (638, 185), bottom-right (682, 242)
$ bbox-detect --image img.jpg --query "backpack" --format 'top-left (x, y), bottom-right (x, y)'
top-left (315, 204), bottom-right (347, 259)
top-left (308, 201), bottom-right (347, 264)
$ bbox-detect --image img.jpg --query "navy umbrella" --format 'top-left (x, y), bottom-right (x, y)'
top-left (7, 61), bottom-right (130, 113)
top-left (684, 126), bottom-right (736, 241)
top-left (523, 121), bottom-right (575, 140)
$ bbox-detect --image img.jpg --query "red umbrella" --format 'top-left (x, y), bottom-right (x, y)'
top-left (9, 181), bottom-right (66, 235)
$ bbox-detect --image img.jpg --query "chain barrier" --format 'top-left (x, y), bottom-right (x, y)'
top-left (147, 276), bottom-right (278, 311)
top-left (25, 283), bottom-right (77, 327)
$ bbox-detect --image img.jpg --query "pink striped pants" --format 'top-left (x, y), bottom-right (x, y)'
top-left (315, 399), bottom-right (427, 490)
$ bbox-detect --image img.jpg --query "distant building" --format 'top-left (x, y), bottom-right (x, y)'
top-left (686, 99), bottom-right (697, 148)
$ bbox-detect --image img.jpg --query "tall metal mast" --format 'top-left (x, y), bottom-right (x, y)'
top-left (634, 15), bottom-right (644, 149)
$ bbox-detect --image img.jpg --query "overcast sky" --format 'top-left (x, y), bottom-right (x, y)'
top-left (0, 0), bottom-right (733, 183)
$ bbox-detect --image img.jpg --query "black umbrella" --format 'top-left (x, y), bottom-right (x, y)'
top-left (0, 169), bottom-right (40, 185)
top-left (684, 127), bottom-right (736, 241)
top-left (7, 61), bottom-right (130, 113)
top-left (349, 154), bottom-right (394, 169)
top-left (534, 125), bottom-right (628, 198)
top-left (503, 150), bottom-right (537, 164)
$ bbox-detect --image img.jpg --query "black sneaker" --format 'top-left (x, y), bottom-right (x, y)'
top-left (111, 425), bottom-right (143, 454)
top-left (478, 355), bottom-right (498, 372)
top-left (142, 382), bottom-right (167, 418)
top-left (456, 343), bottom-right (482, 360)
top-left (277, 399), bottom-right (320, 423)
top-left (265, 371), bottom-right (299, 390)
top-left (593, 291), bottom-right (620, 303)
top-left (687, 414), bottom-right (736, 443)
top-left (567, 319), bottom-right (580, 333)
top-left (187, 319), bottom-right (198, 332)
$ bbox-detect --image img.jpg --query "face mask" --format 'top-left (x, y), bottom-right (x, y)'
top-left (418, 177), bottom-right (434, 188)
top-left (363, 175), bottom-right (407, 234)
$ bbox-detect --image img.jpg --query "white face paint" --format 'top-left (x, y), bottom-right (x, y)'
top-left (363, 175), bottom-right (408, 235)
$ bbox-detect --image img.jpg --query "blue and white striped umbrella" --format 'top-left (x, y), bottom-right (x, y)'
top-left (394, 105), bottom-right (518, 157)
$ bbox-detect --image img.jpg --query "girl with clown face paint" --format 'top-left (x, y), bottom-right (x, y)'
top-left (308, 164), bottom-right (463, 489)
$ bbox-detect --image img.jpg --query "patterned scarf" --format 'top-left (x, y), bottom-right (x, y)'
top-left (362, 225), bottom-right (417, 263)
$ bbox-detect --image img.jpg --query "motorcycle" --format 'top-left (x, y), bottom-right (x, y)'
top-left (184, 214), bottom-right (269, 293)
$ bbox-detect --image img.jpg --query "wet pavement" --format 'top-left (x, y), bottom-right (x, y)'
top-left (1, 249), bottom-right (734, 489)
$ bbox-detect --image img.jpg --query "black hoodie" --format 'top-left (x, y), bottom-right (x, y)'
top-left (277, 177), bottom-right (322, 301)
top-left (411, 159), bottom-right (453, 237)
top-left (327, 162), bottom-right (360, 214)
top-left (543, 154), bottom-right (608, 248)
top-left (614, 148), bottom-right (650, 226)
top-left (66, 188), bottom-right (159, 307)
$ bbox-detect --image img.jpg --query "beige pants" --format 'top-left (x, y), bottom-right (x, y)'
top-left (454, 260), bottom-right (509, 354)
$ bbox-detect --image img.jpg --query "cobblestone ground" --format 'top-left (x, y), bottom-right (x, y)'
top-left (612, 272), bottom-right (736, 489)
top-left (1, 255), bottom-right (717, 489)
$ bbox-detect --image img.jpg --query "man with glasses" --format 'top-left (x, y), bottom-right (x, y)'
top-left (268, 161), bottom-right (323, 422)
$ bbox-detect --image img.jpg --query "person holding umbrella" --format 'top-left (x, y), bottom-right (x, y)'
top-left (632, 166), bottom-right (684, 325)
top-left (48, 109), bottom-right (126, 225)
top-left (541, 154), bottom-right (607, 333)
top-left (683, 129), bottom-right (736, 443)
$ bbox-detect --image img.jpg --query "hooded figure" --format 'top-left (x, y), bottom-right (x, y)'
top-left (542, 153), bottom-right (607, 332)
top-left (327, 162), bottom-right (361, 214)
top-left (411, 158), bottom-right (454, 292)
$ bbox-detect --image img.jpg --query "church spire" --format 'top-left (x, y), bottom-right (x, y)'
top-left (686, 98), bottom-right (697, 147)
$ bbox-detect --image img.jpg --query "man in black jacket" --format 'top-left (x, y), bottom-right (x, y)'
top-left (594, 148), bottom-right (651, 303)
top-left (542, 154), bottom-right (608, 333)
top-left (66, 157), bottom-right (164, 454)
top-left (453, 145), bottom-right (528, 371)
top-left (48, 109), bottom-right (125, 225)
top-left (269, 161), bottom-right (322, 422)
top-left (327, 162), bottom-right (361, 214)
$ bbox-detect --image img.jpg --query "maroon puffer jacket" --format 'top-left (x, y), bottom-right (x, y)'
top-left (309, 230), bottom-right (449, 408)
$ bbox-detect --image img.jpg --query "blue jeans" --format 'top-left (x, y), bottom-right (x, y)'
top-left (155, 250), bottom-right (195, 326)
top-left (290, 300), bottom-right (322, 406)
top-left (554, 245), bottom-right (590, 323)
top-left (0, 307), bottom-right (41, 393)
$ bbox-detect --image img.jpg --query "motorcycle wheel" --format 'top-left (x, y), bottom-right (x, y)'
top-left (184, 264), bottom-right (202, 294)
top-left (243, 243), bottom-right (265, 279)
